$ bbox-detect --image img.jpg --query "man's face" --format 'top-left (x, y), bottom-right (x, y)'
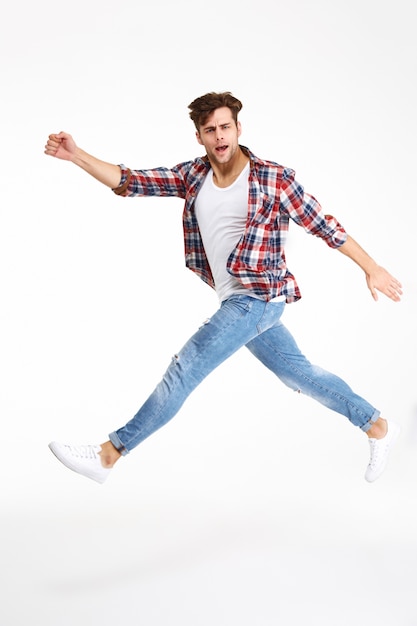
top-left (196, 107), bottom-right (241, 166)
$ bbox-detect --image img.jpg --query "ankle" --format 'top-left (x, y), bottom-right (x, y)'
top-left (99, 441), bottom-right (122, 468)
top-left (367, 417), bottom-right (388, 440)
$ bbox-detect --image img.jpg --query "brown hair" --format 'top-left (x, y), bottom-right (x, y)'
top-left (188, 92), bottom-right (243, 130)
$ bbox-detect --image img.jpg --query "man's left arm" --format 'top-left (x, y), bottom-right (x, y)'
top-left (338, 235), bottom-right (402, 302)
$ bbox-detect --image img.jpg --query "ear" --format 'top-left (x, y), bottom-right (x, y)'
top-left (196, 131), bottom-right (203, 146)
top-left (237, 121), bottom-right (242, 138)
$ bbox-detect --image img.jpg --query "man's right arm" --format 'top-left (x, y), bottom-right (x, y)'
top-left (44, 132), bottom-right (122, 189)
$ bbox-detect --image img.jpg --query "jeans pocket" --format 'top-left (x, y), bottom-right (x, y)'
top-left (221, 295), bottom-right (255, 319)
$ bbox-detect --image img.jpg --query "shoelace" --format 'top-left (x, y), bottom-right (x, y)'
top-left (368, 437), bottom-right (390, 467)
top-left (65, 444), bottom-right (100, 459)
top-left (368, 439), bottom-right (380, 467)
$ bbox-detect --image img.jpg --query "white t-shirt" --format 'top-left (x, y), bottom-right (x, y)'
top-left (195, 164), bottom-right (253, 302)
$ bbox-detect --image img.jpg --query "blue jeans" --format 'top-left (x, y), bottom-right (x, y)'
top-left (109, 295), bottom-right (379, 454)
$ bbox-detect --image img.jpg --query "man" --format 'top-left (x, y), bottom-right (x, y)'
top-left (45, 91), bottom-right (402, 485)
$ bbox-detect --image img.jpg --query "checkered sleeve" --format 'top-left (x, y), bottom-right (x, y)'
top-left (111, 163), bottom-right (188, 198)
top-left (280, 171), bottom-right (347, 248)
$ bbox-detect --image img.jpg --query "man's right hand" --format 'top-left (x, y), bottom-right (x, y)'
top-left (44, 132), bottom-right (77, 161)
top-left (44, 132), bottom-right (123, 189)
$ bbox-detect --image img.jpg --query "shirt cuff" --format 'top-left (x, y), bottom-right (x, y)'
top-left (112, 165), bottom-right (132, 195)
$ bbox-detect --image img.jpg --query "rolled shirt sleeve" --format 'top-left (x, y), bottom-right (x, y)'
top-left (280, 174), bottom-right (347, 248)
top-left (112, 165), bottom-right (132, 196)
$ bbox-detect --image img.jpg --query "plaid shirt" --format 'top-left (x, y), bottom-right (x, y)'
top-left (113, 146), bottom-right (347, 302)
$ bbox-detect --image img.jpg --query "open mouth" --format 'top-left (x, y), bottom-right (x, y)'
top-left (216, 145), bottom-right (228, 153)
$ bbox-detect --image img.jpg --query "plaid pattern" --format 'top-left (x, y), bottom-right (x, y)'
top-left (114, 146), bottom-right (347, 302)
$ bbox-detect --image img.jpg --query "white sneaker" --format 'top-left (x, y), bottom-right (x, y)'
top-left (48, 442), bottom-right (112, 484)
top-left (364, 420), bottom-right (401, 483)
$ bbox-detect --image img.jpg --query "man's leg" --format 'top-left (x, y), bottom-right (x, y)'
top-left (108, 297), bottom-right (284, 453)
top-left (49, 296), bottom-right (285, 482)
top-left (246, 320), bottom-right (379, 428)
top-left (245, 320), bottom-right (400, 481)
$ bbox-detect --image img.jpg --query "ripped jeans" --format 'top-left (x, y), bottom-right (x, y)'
top-left (109, 295), bottom-right (379, 454)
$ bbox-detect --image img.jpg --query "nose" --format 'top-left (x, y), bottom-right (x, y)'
top-left (215, 126), bottom-right (223, 141)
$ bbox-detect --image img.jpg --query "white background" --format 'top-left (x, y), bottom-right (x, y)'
top-left (1, 0), bottom-right (416, 624)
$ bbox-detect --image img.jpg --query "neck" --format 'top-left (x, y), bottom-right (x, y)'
top-left (210, 148), bottom-right (249, 188)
